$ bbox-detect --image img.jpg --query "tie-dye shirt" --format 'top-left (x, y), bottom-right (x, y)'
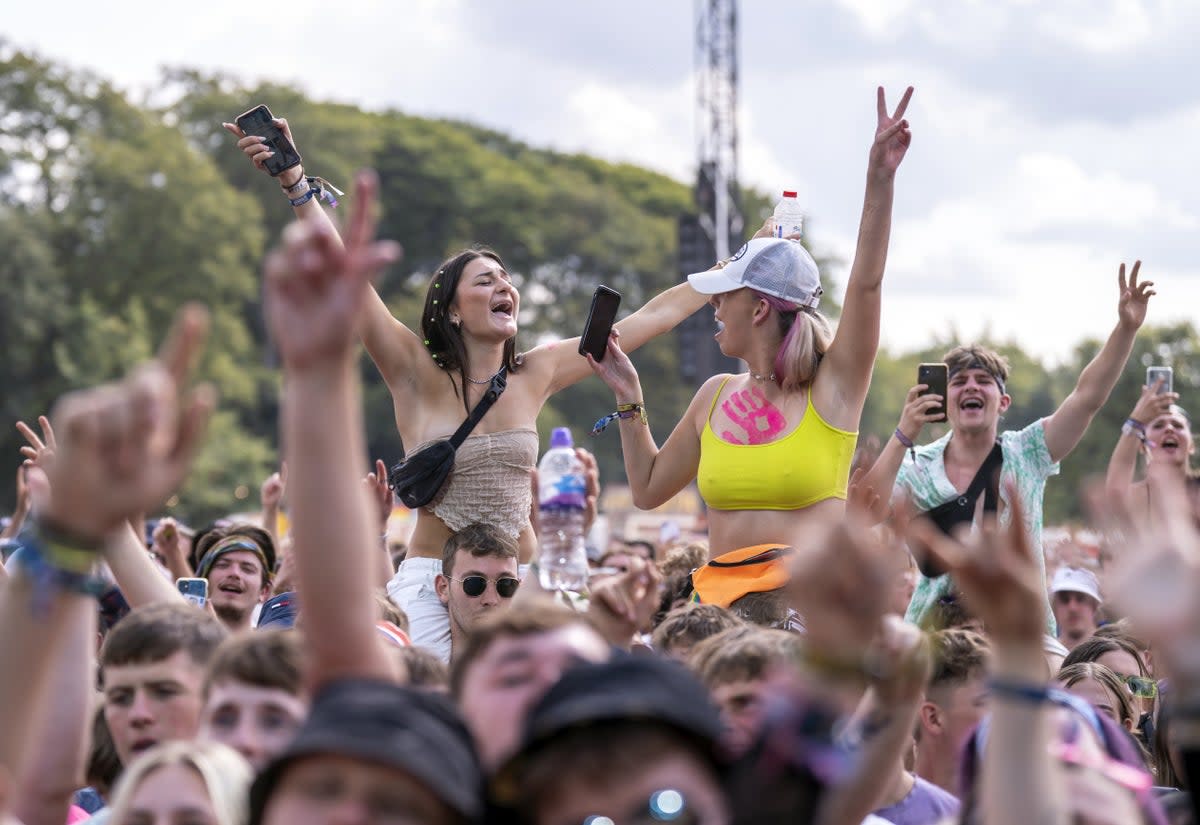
top-left (896, 419), bottom-right (1059, 634)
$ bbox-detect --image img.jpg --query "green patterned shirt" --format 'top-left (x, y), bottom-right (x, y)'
top-left (896, 419), bottom-right (1059, 634)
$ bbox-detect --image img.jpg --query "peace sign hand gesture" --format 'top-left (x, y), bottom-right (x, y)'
top-left (870, 86), bottom-right (915, 177)
top-left (1116, 260), bottom-right (1153, 330)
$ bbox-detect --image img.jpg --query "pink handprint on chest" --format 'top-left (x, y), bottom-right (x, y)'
top-left (721, 387), bottom-right (787, 445)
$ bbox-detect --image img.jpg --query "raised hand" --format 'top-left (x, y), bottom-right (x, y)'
top-left (263, 171), bottom-right (401, 370)
top-left (898, 382), bottom-right (945, 437)
top-left (845, 467), bottom-right (889, 527)
top-left (1116, 260), bottom-right (1153, 329)
top-left (576, 448), bottom-right (601, 532)
top-left (221, 116), bottom-right (303, 186)
top-left (364, 459), bottom-right (394, 532)
top-left (261, 463), bottom-right (287, 512)
top-left (870, 86), bottom-right (914, 176)
top-left (43, 305), bottom-right (215, 540)
top-left (588, 556), bottom-right (663, 646)
top-left (16, 415), bottom-right (57, 472)
top-left (1128, 379), bottom-right (1177, 432)
top-left (585, 329), bottom-right (643, 404)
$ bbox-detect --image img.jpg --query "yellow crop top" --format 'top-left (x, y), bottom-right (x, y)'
top-left (697, 377), bottom-right (857, 511)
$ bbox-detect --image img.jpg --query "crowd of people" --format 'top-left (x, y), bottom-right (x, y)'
top-left (3, 83), bottom-right (1200, 825)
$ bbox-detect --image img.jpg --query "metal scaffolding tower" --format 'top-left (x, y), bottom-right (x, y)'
top-left (678, 0), bottom-right (743, 384)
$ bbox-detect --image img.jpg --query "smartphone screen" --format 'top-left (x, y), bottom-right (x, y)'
top-left (918, 363), bottom-right (949, 421)
top-left (176, 577), bottom-right (208, 608)
top-left (579, 286), bottom-right (622, 362)
top-left (235, 105), bottom-right (302, 177)
top-left (1147, 366), bottom-right (1173, 395)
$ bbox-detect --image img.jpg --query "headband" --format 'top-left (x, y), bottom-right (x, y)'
top-left (947, 360), bottom-right (1006, 396)
top-left (196, 536), bottom-right (270, 581)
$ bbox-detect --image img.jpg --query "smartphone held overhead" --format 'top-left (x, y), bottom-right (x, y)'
top-left (235, 104), bottom-right (302, 177)
top-left (579, 286), bottom-right (621, 362)
top-left (1147, 366), bottom-right (1173, 395)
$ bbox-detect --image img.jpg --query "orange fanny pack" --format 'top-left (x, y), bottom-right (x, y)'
top-left (691, 544), bottom-right (794, 608)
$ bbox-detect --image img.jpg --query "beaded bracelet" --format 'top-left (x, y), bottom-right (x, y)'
top-left (591, 402), bottom-right (648, 435)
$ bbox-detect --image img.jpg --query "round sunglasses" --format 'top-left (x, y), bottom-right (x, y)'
top-left (450, 574), bottom-right (520, 599)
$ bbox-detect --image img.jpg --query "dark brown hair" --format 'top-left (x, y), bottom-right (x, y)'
top-left (651, 604), bottom-right (744, 655)
top-left (441, 523), bottom-right (519, 579)
top-left (397, 645), bottom-right (450, 691)
top-left (421, 247), bottom-right (523, 413)
top-left (927, 628), bottom-right (991, 695)
top-left (691, 627), bottom-right (802, 688)
top-left (100, 603), bottom-right (226, 676)
top-left (202, 628), bottom-right (305, 698)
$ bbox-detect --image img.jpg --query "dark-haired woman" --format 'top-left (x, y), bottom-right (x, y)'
top-left (225, 118), bottom-right (709, 652)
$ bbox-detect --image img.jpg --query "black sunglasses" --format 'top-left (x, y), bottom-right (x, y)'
top-left (451, 575), bottom-right (520, 599)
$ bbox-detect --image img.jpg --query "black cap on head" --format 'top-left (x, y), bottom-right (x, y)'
top-left (249, 679), bottom-right (482, 824)
top-left (492, 655), bottom-right (725, 804)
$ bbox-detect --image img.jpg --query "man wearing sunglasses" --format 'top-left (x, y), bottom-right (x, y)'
top-left (431, 523), bottom-right (521, 663)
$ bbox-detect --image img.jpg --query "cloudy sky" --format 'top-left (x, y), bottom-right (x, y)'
top-left (7, 0), bottom-right (1200, 362)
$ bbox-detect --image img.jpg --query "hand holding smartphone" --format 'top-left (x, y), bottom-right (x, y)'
top-left (176, 577), bottom-right (208, 608)
top-left (579, 286), bottom-right (621, 362)
top-left (234, 104), bottom-right (302, 177)
top-left (917, 363), bottom-right (949, 421)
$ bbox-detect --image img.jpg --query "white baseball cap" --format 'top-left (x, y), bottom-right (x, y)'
top-left (687, 237), bottom-right (823, 309)
top-left (1050, 566), bottom-right (1102, 605)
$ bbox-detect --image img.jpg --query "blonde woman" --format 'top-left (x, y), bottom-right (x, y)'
top-left (587, 86), bottom-right (914, 559)
top-left (108, 741), bottom-right (252, 825)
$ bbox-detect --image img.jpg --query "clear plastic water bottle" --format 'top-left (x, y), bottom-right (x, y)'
top-left (773, 190), bottom-right (805, 238)
top-left (537, 427), bottom-right (589, 593)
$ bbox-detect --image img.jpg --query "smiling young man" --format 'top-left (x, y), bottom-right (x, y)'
top-left (194, 526), bottom-right (276, 632)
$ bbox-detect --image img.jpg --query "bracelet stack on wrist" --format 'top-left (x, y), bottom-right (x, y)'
top-left (281, 175), bottom-right (344, 209)
top-left (1121, 418), bottom-right (1147, 443)
top-left (16, 519), bottom-right (108, 614)
top-left (591, 402), bottom-right (648, 436)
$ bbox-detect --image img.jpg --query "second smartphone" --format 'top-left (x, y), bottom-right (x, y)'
top-left (579, 286), bottom-right (622, 362)
top-left (234, 104), bottom-right (302, 177)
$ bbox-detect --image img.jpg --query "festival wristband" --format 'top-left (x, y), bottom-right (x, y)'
top-left (893, 428), bottom-right (917, 463)
top-left (987, 677), bottom-right (1054, 704)
top-left (591, 402), bottom-right (648, 435)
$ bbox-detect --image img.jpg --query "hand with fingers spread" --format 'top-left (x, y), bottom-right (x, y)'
top-left (1116, 260), bottom-right (1153, 330)
top-left (263, 171), bottom-right (402, 370)
top-left (43, 305), bottom-right (216, 541)
top-left (585, 329), bottom-right (643, 404)
top-left (907, 487), bottom-right (1045, 645)
top-left (870, 86), bottom-right (914, 177)
top-left (364, 459), bottom-right (394, 532)
top-left (845, 467), bottom-right (889, 527)
top-left (16, 415), bottom-right (57, 472)
top-left (222, 116), bottom-right (304, 188)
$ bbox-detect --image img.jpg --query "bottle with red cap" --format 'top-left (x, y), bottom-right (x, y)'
top-left (773, 190), bottom-right (805, 239)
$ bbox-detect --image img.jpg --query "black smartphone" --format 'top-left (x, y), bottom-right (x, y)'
top-left (918, 363), bottom-right (949, 421)
top-left (579, 286), bottom-right (622, 362)
top-left (176, 577), bottom-right (208, 608)
top-left (1147, 366), bottom-right (1173, 395)
top-left (234, 104), bottom-right (302, 177)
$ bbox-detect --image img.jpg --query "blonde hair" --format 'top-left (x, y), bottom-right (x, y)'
top-left (108, 740), bottom-right (252, 825)
top-left (752, 291), bottom-right (833, 391)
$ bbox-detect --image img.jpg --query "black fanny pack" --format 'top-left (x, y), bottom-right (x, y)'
top-left (388, 369), bottom-right (507, 509)
top-left (915, 442), bottom-right (1004, 578)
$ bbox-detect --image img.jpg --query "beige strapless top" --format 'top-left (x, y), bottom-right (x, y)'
top-left (413, 428), bottom-right (540, 537)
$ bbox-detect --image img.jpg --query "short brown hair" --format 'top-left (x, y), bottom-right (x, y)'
top-left (101, 603), bottom-right (226, 676)
top-left (659, 542), bottom-right (709, 579)
top-left (728, 588), bottom-right (788, 628)
top-left (651, 604), bottom-right (743, 655)
top-left (193, 523), bottom-right (277, 581)
top-left (943, 344), bottom-right (1010, 387)
top-left (691, 627), bottom-right (803, 688)
top-left (398, 646), bottom-right (450, 691)
top-left (927, 629), bottom-right (991, 695)
top-left (202, 629), bottom-right (306, 699)
top-left (450, 598), bottom-right (593, 697)
top-left (442, 523), bottom-right (519, 579)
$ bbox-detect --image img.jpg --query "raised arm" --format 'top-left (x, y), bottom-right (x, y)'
top-left (861, 383), bottom-right (942, 506)
top-left (1104, 380), bottom-right (1175, 503)
top-left (586, 330), bottom-right (708, 509)
top-left (821, 86), bottom-right (913, 413)
top-left (1044, 261), bottom-right (1152, 462)
top-left (223, 116), bottom-right (425, 389)
top-left (265, 171), bottom-right (401, 687)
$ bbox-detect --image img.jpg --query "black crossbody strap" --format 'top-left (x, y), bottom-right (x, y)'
top-left (448, 368), bottom-right (508, 449)
top-left (964, 441), bottom-right (1004, 513)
